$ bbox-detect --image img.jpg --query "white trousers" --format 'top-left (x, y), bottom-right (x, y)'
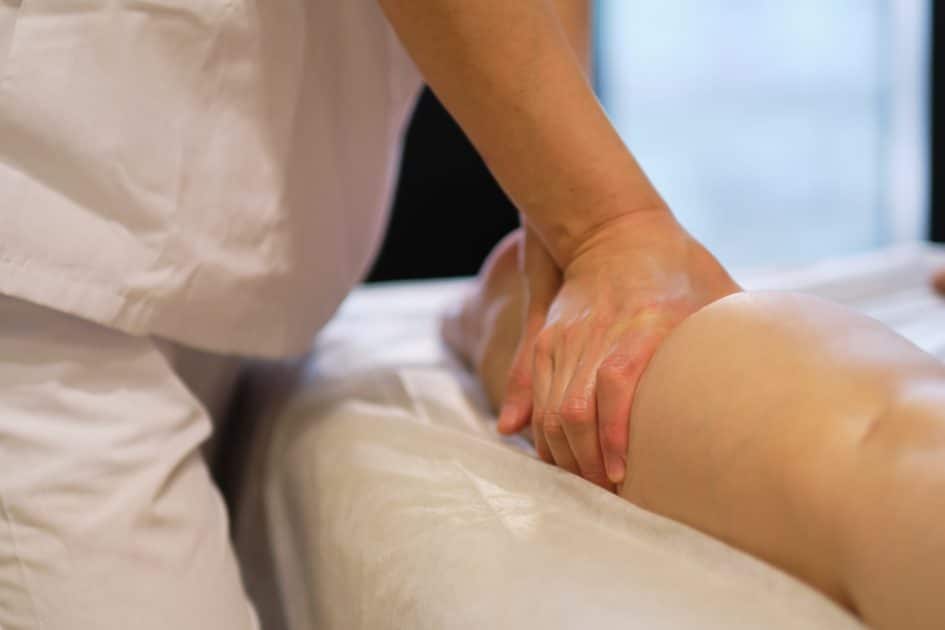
top-left (0, 295), bottom-right (258, 629)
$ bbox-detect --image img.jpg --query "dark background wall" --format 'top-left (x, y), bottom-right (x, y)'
top-left (367, 89), bottom-right (519, 282)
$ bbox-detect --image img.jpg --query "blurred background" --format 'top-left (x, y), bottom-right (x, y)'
top-left (368, 0), bottom-right (941, 281)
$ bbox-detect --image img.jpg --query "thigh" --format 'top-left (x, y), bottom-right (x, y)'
top-left (0, 296), bottom-right (258, 630)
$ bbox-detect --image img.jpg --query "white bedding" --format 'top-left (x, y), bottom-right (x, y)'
top-left (234, 244), bottom-right (945, 630)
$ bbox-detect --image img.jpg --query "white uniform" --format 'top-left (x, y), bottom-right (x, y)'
top-left (0, 1), bottom-right (422, 628)
top-left (0, 0), bottom-right (422, 358)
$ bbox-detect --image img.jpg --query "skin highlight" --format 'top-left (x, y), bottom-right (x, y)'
top-left (381, 0), bottom-right (736, 486)
top-left (443, 230), bottom-right (945, 629)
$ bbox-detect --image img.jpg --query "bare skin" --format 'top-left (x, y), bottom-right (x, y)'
top-left (384, 0), bottom-right (944, 491)
top-left (381, 0), bottom-right (736, 485)
top-left (934, 267), bottom-right (945, 296)
top-left (443, 230), bottom-right (945, 629)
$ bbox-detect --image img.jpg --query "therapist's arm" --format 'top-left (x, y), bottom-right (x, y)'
top-left (378, 0), bottom-right (644, 261)
top-left (502, 1), bottom-right (591, 471)
top-left (380, 0), bottom-right (738, 485)
top-left (552, 0), bottom-right (592, 75)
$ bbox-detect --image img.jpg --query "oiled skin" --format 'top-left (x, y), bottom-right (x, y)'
top-left (621, 291), bottom-right (945, 627)
top-left (443, 231), bottom-right (945, 629)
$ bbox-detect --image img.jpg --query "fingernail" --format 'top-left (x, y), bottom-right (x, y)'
top-left (605, 454), bottom-right (626, 484)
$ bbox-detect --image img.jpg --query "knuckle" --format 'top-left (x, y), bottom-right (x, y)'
top-left (534, 327), bottom-right (559, 356)
top-left (560, 397), bottom-right (594, 426)
top-left (524, 315), bottom-right (548, 340)
top-left (589, 318), bottom-right (612, 337)
top-left (561, 323), bottom-right (583, 345)
top-left (597, 354), bottom-right (638, 382)
top-left (542, 413), bottom-right (566, 439)
top-left (533, 338), bottom-right (552, 358)
top-left (506, 362), bottom-right (532, 390)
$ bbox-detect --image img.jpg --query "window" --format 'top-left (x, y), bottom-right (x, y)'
top-left (596, 0), bottom-right (931, 268)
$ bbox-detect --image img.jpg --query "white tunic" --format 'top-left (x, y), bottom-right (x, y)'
top-left (0, 0), bottom-right (423, 357)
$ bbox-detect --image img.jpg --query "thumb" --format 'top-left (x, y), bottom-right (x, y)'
top-left (498, 225), bottom-right (561, 434)
top-left (497, 321), bottom-right (538, 434)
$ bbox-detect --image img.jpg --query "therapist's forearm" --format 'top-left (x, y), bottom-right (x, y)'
top-left (516, 0), bottom-right (592, 236)
top-left (378, 0), bottom-right (663, 266)
top-left (552, 0), bottom-right (592, 77)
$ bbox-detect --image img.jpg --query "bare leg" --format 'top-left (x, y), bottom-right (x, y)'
top-left (442, 229), bottom-right (526, 409)
top-left (620, 291), bottom-right (945, 628)
top-left (444, 238), bottom-right (945, 629)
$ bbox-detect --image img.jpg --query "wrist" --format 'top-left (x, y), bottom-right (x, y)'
top-left (548, 203), bottom-right (677, 269)
top-left (556, 207), bottom-right (739, 304)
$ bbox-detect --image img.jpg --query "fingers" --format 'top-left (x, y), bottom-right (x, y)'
top-left (497, 286), bottom-right (553, 437)
top-left (530, 330), bottom-right (554, 464)
top-left (497, 326), bottom-right (536, 434)
top-left (527, 304), bottom-right (659, 489)
top-left (558, 339), bottom-right (612, 488)
top-left (528, 319), bottom-right (661, 489)
top-left (531, 320), bottom-right (613, 490)
top-left (508, 224), bottom-right (651, 492)
top-left (541, 329), bottom-right (584, 475)
top-left (596, 336), bottom-right (658, 484)
top-left (498, 224), bottom-right (561, 435)
top-left (542, 408), bottom-right (580, 474)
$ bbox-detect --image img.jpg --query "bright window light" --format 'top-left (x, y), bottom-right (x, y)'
top-left (596, 0), bottom-right (931, 268)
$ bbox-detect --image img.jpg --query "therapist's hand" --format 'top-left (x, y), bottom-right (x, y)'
top-left (496, 223), bottom-right (568, 450)
top-left (501, 208), bottom-right (740, 485)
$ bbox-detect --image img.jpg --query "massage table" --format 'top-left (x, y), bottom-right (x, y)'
top-left (229, 243), bottom-right (945, 630)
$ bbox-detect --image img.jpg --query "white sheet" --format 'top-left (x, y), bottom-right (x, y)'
top-left (236, 243), bottom-right (945, 630)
